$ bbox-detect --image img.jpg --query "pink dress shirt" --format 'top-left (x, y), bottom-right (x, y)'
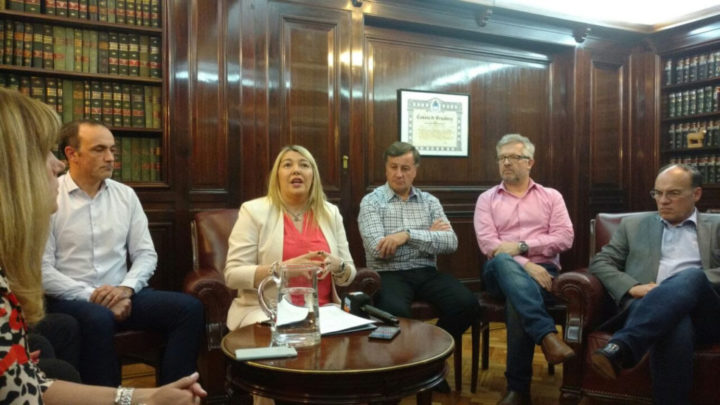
top-left (473, 179), bottom-right (574, 269)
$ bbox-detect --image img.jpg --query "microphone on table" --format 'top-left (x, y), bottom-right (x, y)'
top-left (342, 292), bottom-right (399, 325)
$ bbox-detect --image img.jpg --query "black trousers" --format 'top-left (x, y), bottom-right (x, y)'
top-left (374, 267), bottom-right (479, 337)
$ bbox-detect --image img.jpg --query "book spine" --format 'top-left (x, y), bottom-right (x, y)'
top-left (98, 0), bottom-right (107, 22)
top-left (121, 83), bottom-right (131, 126)
top-left (125, 0), bottom-right (135, 25)
top-left (55, 77), bottom-right (63, 116)
top-left (150, 0), bottom-right (159, 28)
top-left (141, 0), bottom-right (150, 26)
top-left (78, 0), bottom-right (88, 19)
top-left (138, 34), bottom-right (149, 77)
top-left (151, 85), bottom-right (160, 128)
top-left (101, 81), bottom-right (113, 126)
top-left (2, 20), bottom-right (12, 65)
top-left (151, 137), bottom-right (160, 181)
top-left (73, 28), bottom-right (82, 72)
top-left (64, 27), bottom-right (74, 71)
top-left (25, 0), bottom-right (40, 13)
top-left (81, 29), bottom-right (90, 73)
top-left (118, 32), bottom-right (128, 75)
top-left (29, 75), bottom-right (44, 101)
top-left (107, 0), bottom-right (115, 23)
top-left (112, 81), bottom-right (122, 127)
top-left (45, 77), bottom-right (58, 113)
top-left (72, 80), bottom-right (84, 121)
top-left (8, 0), bottom-right (24, 11)
top-left (112, 136), bottom-right (122, 180)
top-left (6, 73), bottom-right (19, 91)
top-left (130, 84), bottom-right (144, 127)
top-left (22, 23), bottom-right (32, 66)
top-left (90, 80), bottom-right (102, 121)
top-left (149, 35), bottom-right (160, 78)
top-left (115, 0), bottom-right (125, 24)
top-left (12, 21), bottom-right (23, 66)
top-left (143, 85), bottom-right (152, 128)
top-left (42, 24), bottom-right (53, 69)
top-left (141, 136), bottom-right (150, 181)
top-left (56, 0), bottom-right (67, 16)
top-left (67, 0), bottom-right (79, 18)
top-left (18, 75), bottom-right (30, 96)
top-left (0, 0), bottom-right (5, 9)
top-left (127, 33), bottom-right (139, 76)
top-left (62, 79), bottom-right (74, 123)
top-left (108, 31), bottom-right (118, 75)
top-left (121, 133), bottom-right (132, 181)
top-left (31, 23), bottom-right (42, 68)
top-left (83, 80), bottom-right (90, 119)
top-left (88, 0), bottom-right (99, 21)
top-left (88, 30), bottom-right (97, 74)
top-left (97, 31), bottom-right (108, 74)
top-left (45, 0), bottom-right (56, 15)
top-left (130, 136), bottom-right (140, 181)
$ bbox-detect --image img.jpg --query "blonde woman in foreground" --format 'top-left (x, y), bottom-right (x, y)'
top-left (0, 87), bottom-right (206, 404)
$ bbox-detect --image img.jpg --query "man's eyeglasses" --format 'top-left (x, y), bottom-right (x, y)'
top-left (496, 154), bottom-right (530, 163)
top-left (649, 189), bottom-right (687, 200)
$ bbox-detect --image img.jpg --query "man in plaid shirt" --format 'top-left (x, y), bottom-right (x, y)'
top-left (358, 142), bottom-right (479, 350)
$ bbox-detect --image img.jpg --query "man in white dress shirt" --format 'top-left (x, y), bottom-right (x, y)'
top-left (42, 120), bottom-right (203, 386)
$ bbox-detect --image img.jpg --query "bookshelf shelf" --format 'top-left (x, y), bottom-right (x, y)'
top-left (0, 63), bottom-right (162, 83)
top-left (0, 9), bottom-right (161, 34)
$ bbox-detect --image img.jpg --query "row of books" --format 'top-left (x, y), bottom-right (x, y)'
top-left (0, 73), bottom-right (161, 128)
top-left (664, 51), bottom-right (720, 86)
top-left (111, 136), bottom-right (161, 182)
top-left (668, 155), bottom-right (720, 185)
top-left (664, 85), bottom-right (720, 118)
top-left (0, 21), bottom-right (161, 78)
top-left (667, 120), bottom-right (720, 150)
top-left (0, 0), bottom-right (161, 28)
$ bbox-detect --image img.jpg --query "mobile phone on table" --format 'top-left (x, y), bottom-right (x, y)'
top-left (368, 325), bottom-right (400, 340)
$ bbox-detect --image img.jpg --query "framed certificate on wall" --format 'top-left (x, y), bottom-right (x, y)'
top-left (398, 89), bottom-right (470, 157)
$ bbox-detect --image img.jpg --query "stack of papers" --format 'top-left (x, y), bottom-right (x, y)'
top-left (319, 305), bottom-right (378, 335)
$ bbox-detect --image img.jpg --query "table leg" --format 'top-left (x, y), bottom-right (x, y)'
top-left (417, 390), bottom-right (432, 405)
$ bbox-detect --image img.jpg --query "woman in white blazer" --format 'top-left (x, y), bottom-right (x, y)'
top-left (224, 145), bottom-right (357, 331)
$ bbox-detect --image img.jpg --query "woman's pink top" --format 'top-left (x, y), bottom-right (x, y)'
top-left (282, 212), bottom-right (333, 306)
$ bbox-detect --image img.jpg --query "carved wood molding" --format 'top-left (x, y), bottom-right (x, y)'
top-left (573, 26), bottom-right (591, 43)
top-left (474, 6), bottom-right (493, 27)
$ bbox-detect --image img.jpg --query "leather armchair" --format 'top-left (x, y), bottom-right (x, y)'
top-left (553, 212), bottom-right (720, 405)
top-left (183, 208), bottom-right (382, 403)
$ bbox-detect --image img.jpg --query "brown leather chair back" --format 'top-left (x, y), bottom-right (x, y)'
top-left (591, 212), bottom-right (654, 255)
top-left (191, 208), bottom-right (238, 274)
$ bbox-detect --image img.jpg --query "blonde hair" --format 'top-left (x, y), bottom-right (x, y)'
top-left (0, 88), bottom-right (60, 324)
top-left (267, 145), bottom-right (329, 225)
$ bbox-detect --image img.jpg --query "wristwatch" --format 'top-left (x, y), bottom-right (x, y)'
top-left (518, 241), bottom-right (529, 255)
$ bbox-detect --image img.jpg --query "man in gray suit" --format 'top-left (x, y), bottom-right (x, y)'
top-left (589, 163), bottom-right (720, 405)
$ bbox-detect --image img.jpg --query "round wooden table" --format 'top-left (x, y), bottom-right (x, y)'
top-left (221, 318), bottom-right (454, 404)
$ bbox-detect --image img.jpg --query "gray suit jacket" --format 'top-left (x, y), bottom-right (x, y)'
top-left (589, 212), bottom-right (720, 306)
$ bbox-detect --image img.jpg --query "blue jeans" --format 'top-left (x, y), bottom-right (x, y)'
top-left (47, 288), bottom-right (204, 386)
top-left (611, 268), bottom-right (720, 405)
top-left (483, 254), bottom-right (559, 393)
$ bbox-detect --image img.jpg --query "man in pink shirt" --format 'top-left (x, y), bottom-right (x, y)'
top-left (474, 134), bottom-right (575, 405)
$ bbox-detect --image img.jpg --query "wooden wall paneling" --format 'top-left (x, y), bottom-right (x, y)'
top-left (549, 48), bottom-right (583, 269)
top-left (627, 50), bottom-right (660, 212)
top-left (266, 1), bottom-right (352, 206)
top-left (587, 54), bottom-right (628, 215)
top-left (189, 0), bottom-right (229, 195)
